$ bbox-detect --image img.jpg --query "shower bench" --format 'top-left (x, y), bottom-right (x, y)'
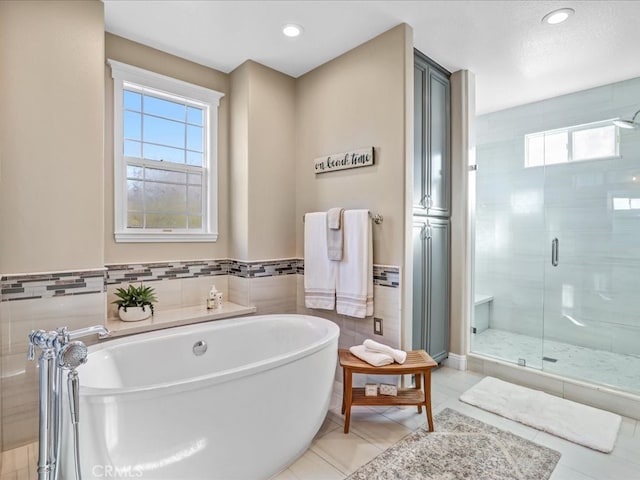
top-left (338, 349), bottom-right (438, 433)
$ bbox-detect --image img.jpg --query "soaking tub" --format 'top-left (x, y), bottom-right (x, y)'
top-left (60, 314), bottom-right (339, 480)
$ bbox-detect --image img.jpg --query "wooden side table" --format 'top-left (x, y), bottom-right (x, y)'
top-left (338, 348), bottom-right (438, 434)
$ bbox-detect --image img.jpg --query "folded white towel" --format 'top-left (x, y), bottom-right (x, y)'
top-left (304, 212), bottom-right (337, 310)
top-left (349, 345), bottom-right (393, 367)
top-left (326, 208), bottom-right (344, 261)
top-left (327, 207), bottom-right (343, 230)
top-left (336, 210), bottom-right (373, 318)
top-left (363, 339), bottom-right (407, 364)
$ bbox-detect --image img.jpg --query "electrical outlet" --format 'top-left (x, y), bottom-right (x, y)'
top-left (373, 317), bottom-right (383, 335)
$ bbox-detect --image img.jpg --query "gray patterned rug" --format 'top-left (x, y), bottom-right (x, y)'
top-left (346, 408), bottom-right (561, 480)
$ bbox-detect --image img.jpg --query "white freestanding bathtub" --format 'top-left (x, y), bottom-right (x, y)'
top-left (60, 314), bottom-right (339, 480)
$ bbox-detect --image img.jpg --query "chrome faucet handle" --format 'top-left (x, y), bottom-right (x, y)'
top-left (27, 329), bottom-right (49, 361)
top-left (54, 326), bottom-right (71, 347)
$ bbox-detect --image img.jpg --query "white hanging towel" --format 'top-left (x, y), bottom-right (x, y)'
top-left (336, 209), bottom-right (373, 318)
top-left (304, 212), bottom-right (337, 310)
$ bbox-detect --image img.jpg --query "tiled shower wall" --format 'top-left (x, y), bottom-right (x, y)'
top-left (475, 76), bottom-right (640, 355)
top-left (0, 259), bottom-right (400, 450)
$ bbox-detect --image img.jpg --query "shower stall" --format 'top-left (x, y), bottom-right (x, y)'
top-left (471, 76), bottom-right (640, 395)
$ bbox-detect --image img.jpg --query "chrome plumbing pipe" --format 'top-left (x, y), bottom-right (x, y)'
top-left (37, 344), bottom-right (56, 480)
top-left (68, 325), bottom-right (110, 340)
top-left (28, 329), bottom-right (61, 480)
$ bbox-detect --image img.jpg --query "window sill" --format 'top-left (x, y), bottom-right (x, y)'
top-left (115, 232), bottom-right (218, 243)
top-left (105, 301), bottom-right (256, 338)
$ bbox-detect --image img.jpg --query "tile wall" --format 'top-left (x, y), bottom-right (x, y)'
top-left (0, 259), bottom-right (401, 451)
top-left (297, 266), bottom-right (402, 387)
top-left (475, 76), bottom-right (640, 356)
top-left (0, 290), bottom-right (105, 448)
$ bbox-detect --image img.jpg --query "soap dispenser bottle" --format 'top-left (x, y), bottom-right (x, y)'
top-left (207, 285), bottom-right (217, 310)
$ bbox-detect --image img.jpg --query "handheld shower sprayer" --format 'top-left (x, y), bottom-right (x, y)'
top-left (58, 342), bottom-right (88, 422)
top-left (58, 341), bottom-right (88, 480)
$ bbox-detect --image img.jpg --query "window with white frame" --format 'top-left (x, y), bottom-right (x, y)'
top-left (109, 60), bottom-right (224, 242)
top-left (525, 120), bottom-right (619, 168)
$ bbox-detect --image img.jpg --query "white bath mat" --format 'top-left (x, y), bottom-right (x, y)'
top-left (459, 376), bottom-right (621, 453)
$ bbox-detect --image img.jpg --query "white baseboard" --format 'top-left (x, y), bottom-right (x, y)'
top-left (443, 353), bottom-right (467, 371)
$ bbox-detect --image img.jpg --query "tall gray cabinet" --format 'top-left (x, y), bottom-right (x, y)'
top-left (412, 49), bottom-right (451, 363)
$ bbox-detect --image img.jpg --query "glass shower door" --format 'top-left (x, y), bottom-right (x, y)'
top-left (541, 151), bottom-right (640, 393)
top-left (471, 130), bottom-right (547, 369)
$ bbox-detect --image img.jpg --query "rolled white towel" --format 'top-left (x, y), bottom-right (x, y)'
top-left (363, 339), bottom-right (407, 364)
top-left (349, 345), bottom-right (394, 367)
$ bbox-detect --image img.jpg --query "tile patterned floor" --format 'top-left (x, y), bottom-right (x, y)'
top-left (472, 328), bottom-right (640, 395)
top-left (2, 367), bottom-right (639, 479)
top-left (0, 442), bottom-right (36, 480)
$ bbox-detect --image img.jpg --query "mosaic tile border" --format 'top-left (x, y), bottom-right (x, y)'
top-left (106, 259), bottom-right (299, 284)
top-left (292, 262), bottom-right (399, 288)
top-left (106, 259), bottom-right (231, 285)
top-left (373, 265), bottom-right (400, 288)
top-left (229, 259), bottom-right (299, 278)
top-left (0, 270), bottom-right (106, 302)
top-left (1, 259), bottom-right (400, 301)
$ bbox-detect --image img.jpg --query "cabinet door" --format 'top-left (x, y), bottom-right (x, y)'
top-left (413, 63), bottom-right (428, 213)
top-left (425, 218), bottom-right (450, 363)
top-left (427, 70), bottom-right (451, 217)
top-left (414, 52), bottom-right (451, 217)
top-left (412, 220), bottom-right (428, 350)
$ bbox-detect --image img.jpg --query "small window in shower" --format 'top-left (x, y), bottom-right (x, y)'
top-left (525, 120), bottom-right (619, 168)
top-left (612, 197), bottom-right (640, 210)
top-left (572, 125), bottom-right (618, 161)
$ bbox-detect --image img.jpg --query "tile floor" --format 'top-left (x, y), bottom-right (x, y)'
top-left (472, 328), bottom-right (640, 395)
top-left (0, 442), bottom-right (36, 480)
top-left (2, 367), bottom-right (640, 479)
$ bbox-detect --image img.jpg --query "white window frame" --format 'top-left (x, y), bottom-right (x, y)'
top-left (108, 59), bottom-right (224, 242)
top-left (524, 119), bottom-right (620, 168)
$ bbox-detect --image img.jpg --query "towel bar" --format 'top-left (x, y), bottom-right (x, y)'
top-left (303, 211), bottom-right (383, 224)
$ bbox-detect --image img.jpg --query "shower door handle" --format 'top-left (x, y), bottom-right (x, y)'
top-left (551, 238), bottom-right (559, 267)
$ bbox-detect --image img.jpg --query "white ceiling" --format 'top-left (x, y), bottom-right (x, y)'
top-left (104, 0), bottom-right (640, 114)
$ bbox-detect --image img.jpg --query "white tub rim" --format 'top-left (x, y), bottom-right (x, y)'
top-left (79, 314), bottom-right (339, 398)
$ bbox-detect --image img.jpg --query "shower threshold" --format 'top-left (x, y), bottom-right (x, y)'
top-left (472, 328), bottom-right (640, 396)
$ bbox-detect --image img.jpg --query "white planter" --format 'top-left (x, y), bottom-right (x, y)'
top-left (118, 306), bottom-right (152, 322)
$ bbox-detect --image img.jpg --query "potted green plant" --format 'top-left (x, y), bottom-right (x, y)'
top-left (112, 283), bottom-right (158, 322)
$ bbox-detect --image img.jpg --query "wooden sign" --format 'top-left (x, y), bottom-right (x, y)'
top-left (314, 147), bottom-right (374, 174)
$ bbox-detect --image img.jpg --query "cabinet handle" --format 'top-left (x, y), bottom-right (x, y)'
top-left (551, 238), bottom-right (559, 267)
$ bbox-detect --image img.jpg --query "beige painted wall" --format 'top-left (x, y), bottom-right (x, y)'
top-left (0, 0), bottom-right (105, 274)
top-left (229, 61), bottom-right (296, 261)
top-left (295, 24), bottom-right (413, 267)
top-left (449, 70), bottom-right (476, 356)
top-left (229, 63), bottom-right (251, 260)
top-left (246, 62), bottom-right (296, 260)
top-left (104, 34), bottom-right (230, 264)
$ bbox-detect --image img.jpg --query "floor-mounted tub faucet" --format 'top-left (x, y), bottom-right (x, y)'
top-left (28, 325), bottom-right (110, 480)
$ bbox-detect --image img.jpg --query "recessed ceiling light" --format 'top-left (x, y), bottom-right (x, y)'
top-left (542, 8), bottom-right (575, 25)
top-left (282, 24), bottom-right (303, 38)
